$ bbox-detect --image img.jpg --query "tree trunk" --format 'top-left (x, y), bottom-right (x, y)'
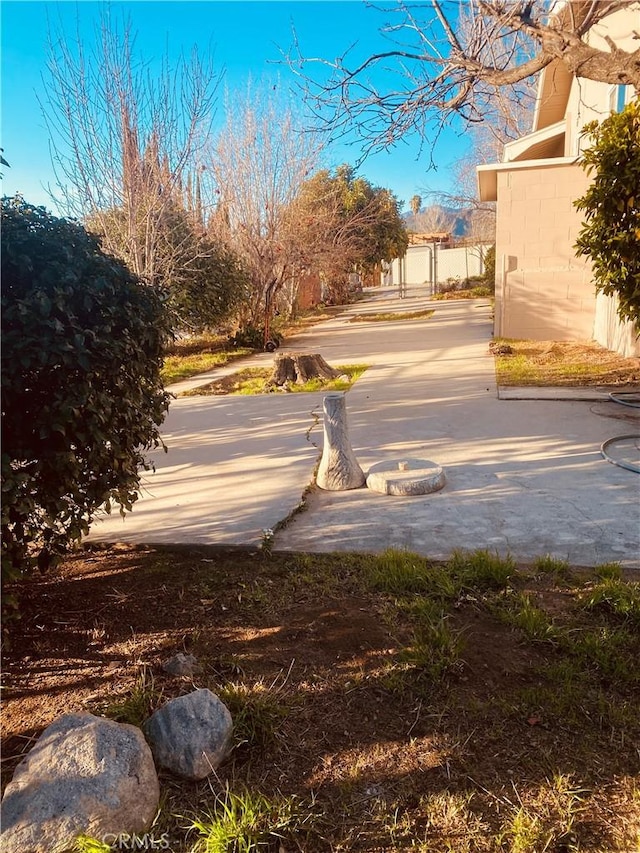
top-left (268, 352), bottom-right (341, 387)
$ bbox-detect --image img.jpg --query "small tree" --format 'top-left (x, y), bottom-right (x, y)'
top-left (89, 202), bottom-right (248, 333)
top-left (575, 99), bottom-right (640, 327)
top-left (1, 198), bottom-right (171, 583)
top-left (294, 166), bottom-right (408, 302)
top-left (483, 244), bottom-right (496, 290)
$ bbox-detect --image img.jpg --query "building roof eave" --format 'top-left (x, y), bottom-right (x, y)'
top-left (477, 156), bottom-right (580, 202)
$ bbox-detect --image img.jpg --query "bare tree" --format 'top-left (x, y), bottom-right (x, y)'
top-left (412, 204), bottom-right (453, 234)
top-left (208, 85), bottom-right (325, 330)
top-left (42, 13), bottom-right (221, 288)
top-left (418, 42), bottom-right (539, 242)
top-left (290, 1), bottom-right (639, 154)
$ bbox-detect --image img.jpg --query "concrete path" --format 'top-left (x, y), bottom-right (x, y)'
top-left (90, 287), bottom-right (640, 567)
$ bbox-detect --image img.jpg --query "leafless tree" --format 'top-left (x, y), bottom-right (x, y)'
top-left (418, 34), bottom-right (539, 242)
top-left (207, 85), bottom-right (325, 329)
top-left (42, 13), bottom-right (221, 287)
top-left (411, 204), bottom-right (454, 234)
top-left (289, 1), bottom-right (639, 154)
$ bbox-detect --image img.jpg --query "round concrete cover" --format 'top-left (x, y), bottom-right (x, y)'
top-left (366, 458), bottom-right (446, 496)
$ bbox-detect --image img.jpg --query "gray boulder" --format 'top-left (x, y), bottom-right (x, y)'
top-left (0, 713), bottom-right (159, 853)
top-left (143, 688), bottom-right (233, 780)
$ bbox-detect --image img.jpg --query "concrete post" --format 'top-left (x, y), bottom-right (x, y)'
top-left (316, 393), bottom-right (365, 491)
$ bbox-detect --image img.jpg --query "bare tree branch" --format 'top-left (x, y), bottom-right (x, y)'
top-left (287, 1), bottom-right (640, 154)
top-left (41, 11), bottom-right (221, 288)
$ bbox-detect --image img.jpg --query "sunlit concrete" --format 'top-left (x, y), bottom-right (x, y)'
top-left (90, 286), bottom-right (640, 567)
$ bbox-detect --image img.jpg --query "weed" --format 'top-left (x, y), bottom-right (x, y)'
top-left (569, 625), bottom-right (638, 684)
top-left (594, 561), bottom-right (623, 580)
top-left (497, 774), bottom-right (586, 853)
top-left (188, 787), bottom-right (307, 853)
top-left (497, 592), bottom-right (559, 643)
top-left (260, 528), bottom-right (274, 556)
top-left (216, 682), bottom-right (288, 750)
top-left (533, 554), bottom-right (571, 579)
top-left (100, 667), bottom-right (161, 726)
top-left (363, 549), bottom-right (453, 597)
top-left (400, 604), bottom-right (466, 681)
top-left (448, 549), bottom-right (515, 591)
top-left (581, 578), bottom-right (640, 624)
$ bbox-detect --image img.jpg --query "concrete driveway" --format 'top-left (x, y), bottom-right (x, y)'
top-left (90, 287), bottom-right (640, 567)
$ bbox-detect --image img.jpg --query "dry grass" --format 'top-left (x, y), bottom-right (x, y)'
top-left (494, 339), bottom-right (640, 387)
top-left (180, 364), bottom-right (368, 396)
top-left (161, 306), bottom-right (353, 386)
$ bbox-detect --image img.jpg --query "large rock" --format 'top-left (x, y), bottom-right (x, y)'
top-left (143, 688), bottom-right (233, 780)
top-left (0, 713), bottom-right (159, 853)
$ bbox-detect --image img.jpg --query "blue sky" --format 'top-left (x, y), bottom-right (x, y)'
top-left (1, 1), bottom-right (473, 213)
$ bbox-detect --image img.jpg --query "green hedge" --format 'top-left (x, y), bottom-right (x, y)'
top-left (1, 198), bottom-right (170, 586)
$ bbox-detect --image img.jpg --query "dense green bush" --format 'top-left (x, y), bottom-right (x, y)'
top-left (89, 204), bottom-right (249, 334)
top-left (575, 99), bottom-right (640, 326)
top-left (1, 198), bottom-right (171, 584)
top-left (167, 237), bottom-right (249, 334)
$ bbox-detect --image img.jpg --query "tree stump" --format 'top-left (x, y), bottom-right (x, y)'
top-left (268, 352), bottom-right (341, 387)
top-left (316, 393), bottom-right (365, 491)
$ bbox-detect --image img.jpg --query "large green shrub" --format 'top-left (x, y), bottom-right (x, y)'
top-left (575, 99), bottom-right (640, 326)
top-left (89, 204), bottom-right (249, 334)
top-left (483, 245), bottom-right (496, 290)
top-left (1, 198), bottom-right (171, 582)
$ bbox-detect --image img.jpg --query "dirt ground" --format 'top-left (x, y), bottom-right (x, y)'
top-left (2, 545), bottom-right (639, 852)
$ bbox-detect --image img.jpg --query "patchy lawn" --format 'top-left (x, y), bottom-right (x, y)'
top-left (493, 339), bottom-right (640, 387)
top-left (181, 364), bottom-right (369, 397)
top-left (162, 306), bottom-right (353, 386)
top-left (432, 287), bottom-right (493, 300)
top-left (2, 546), bottom-right (639, 852)
top-left (162, 347), bottom-right (254, 385)
top-left (348, 309), bottom-right (435, 323)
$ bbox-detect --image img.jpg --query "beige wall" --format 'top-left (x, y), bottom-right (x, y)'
top-left (494, 160), bottom-right (640, 355)
top-left (494, 161), bottom-right (595, 341)
top-left (489, 4), bottom-right (640, 355)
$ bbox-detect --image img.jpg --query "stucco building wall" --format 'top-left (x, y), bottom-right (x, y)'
top-left (494, 161), bottom-right (595, 340)
top-left (478, 4), bottom-right (639, 357)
